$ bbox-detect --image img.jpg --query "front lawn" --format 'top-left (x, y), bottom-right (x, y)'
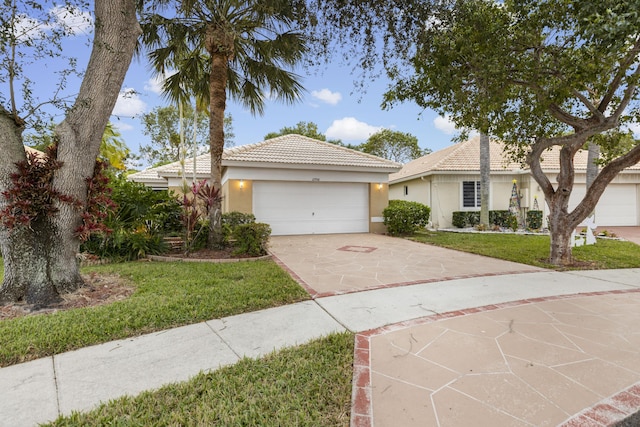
top-left (411, 231), bottom-right (640, 269)
top-left (0, 260), bottom-right (309, 367)
top-left (46, 332), bottom-right (354, 427)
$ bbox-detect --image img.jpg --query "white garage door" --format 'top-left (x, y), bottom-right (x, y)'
top-left (570, 184), bottom-right (638, 226)
top-left (596, 184), bottom-right (637, 226)
top-left (253, 181), bottom-right (369, 235)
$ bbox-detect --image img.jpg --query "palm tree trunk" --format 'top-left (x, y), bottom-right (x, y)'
top-left (479, 133), bottom-right (490, 226)
top-left (207, 50), bottom-right (229, 249)
top-left (586, 142), bottom-right (600, 190)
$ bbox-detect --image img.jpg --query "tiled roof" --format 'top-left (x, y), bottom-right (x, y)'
top-left (223, 134), bottom-right (402, 170)
top-left (390, 136), bottom-right (640, 183)
top-left (129, 134), bottom-right (402, 183)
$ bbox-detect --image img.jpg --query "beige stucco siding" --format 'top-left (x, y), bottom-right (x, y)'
top-left (390, 173), bottom-right (534, 228)
top-left (369, 183), bottom-right (389, 234)
top-left (224, 179), bottom-right (252, 214)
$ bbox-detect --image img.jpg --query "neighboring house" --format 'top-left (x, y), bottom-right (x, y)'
top-left (389, 136), bottom-right (640, 229)
top-left (128, 134), bottom-right (402, 235)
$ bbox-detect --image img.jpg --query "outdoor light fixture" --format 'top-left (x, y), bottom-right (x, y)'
top-left (377, 183), bottom-right (383, 190)
top-left (239, 180), bottom-right (244, 189)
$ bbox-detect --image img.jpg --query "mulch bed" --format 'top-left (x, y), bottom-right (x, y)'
top-left (0, 273), bottom-right (134, 321)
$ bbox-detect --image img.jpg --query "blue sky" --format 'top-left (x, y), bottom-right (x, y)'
top-left (112, 51), bottom-right (460, 166)
top-left (10, 4), bottom-right (461, 168)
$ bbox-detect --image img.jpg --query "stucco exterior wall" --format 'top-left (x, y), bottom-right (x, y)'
top-left (369, 183), bottom-right (389, 234)
top-left (389, 173), bottom-right (533, 228)
top-left (224, 179), bottom-right (252, 214)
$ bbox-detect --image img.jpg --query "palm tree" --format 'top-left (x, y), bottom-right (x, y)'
top-left (143, 0), bottom-right (307, 248)
top-left (479, 132), bottom-right (490, 227)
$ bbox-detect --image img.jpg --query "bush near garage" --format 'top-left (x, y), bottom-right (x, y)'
top-left (221, 211), bottom-right (271, 256)
top-left (231, 222), bottom-right (272, 256)
top-left (383, 200), bottom-right (431, 236)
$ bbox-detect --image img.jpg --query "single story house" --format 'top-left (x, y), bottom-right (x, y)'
top-left (389, 136), bottom-right (640, 229)
top-left (128, 134), bottom-right (402, 235)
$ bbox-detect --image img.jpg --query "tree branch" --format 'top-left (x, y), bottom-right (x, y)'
top-left (598, 36), bottom-right (640, 113)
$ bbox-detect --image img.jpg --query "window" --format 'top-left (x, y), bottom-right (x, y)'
top-left (462, 181), bottom-right (481, 208)
top-left (403, 185), bottom-right (409, 196)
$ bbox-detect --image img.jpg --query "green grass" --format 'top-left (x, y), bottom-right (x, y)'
top-left (45, 332), bottom-right (354, 427)
top-left (0, 260), bottom-right (309, 367)
top-left (411, 231), bottom-right (640, 269)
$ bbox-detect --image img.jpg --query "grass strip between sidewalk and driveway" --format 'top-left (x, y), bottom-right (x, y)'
top-left (45, 332), bottom-right (354, 427)
top-left (411, 231), bottom-right (640, 269)
top-left (0, 260), bottom-right (309, 367)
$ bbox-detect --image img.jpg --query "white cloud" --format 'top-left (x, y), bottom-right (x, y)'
top-left (112, 88), bottom-right (147, 118)
top-left (13, 15), bottom-right (48, 41)
top-left (627, 122), bottom-right (640, 138)
top-left (144, 70), bottom-right (177, 95)
top-left (145, 75), bottom-right (165, 95)
top-left (50, 5), bottom-right (93, 35)
top-left (14, 6), bottom-right (92, 41)
top-left (325, 117), bottom-right (383, 141)
top-left (311, 88), bottom-right (342, 105)
top-left (112, 122), bottom-right (133, 132)
top-left (433, 115), bottom-right (458, 135)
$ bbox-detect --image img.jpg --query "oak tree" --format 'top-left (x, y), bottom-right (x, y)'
top-left (385, 0), bottom-right (640, 265)
top-left (0, 0), bottom-right (140, 305)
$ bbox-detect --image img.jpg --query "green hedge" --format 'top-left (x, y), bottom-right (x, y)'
top-left (452, 210), bottom-right (515, 228)
top-left (383, 200), bottom-right (430, 236)
top-left (452, 211), bottom-right (479, 228)
top-left (489, 211), bottom-right (512, 228)
top-left (526, 210), bottom-right (544, 230)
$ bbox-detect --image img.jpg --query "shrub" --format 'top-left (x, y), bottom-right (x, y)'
top-left (489, 210), bottom-right (512, 228)
top-left (221, 211), bottom-right (257, 244)
top-left (452, 210), bottom-right (517, 229)
top-left (222, 212), bottom-right (256, 227)
top-left (383, 200), bottom-right (430, 236)
top-left (526, 210), bottom-right (543, 230)
top-left (80, 175), bottom-right (182, 260)
top-left (82, 227), bottom-right (168, 261)
top-left (109, 175), bottom-right (183, 233)
top-left (452, 211), bottom-right (479, 228)
top-left (232, 223), bottom-right (271, 256)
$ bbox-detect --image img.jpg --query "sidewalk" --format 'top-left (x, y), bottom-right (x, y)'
top-left (2, 268), bottom-right (640, 426)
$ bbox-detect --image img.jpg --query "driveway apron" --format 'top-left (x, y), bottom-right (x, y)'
top-left (269, 233), bottom-right (542, 297)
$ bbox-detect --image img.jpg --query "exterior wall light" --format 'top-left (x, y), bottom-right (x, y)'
top-left (239, 180), bottom-right (244, 189)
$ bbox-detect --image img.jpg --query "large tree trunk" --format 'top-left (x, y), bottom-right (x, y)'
top-left (479, 133), bottom-right (490, 226)
top-left (206, 27), bottom-right (232, 249)
top-left (528, 135), bottom-right (640, 265)
top-left (546, 191), bottom-right (578, 265)
top-left (0, 0), bottom-right (140, 306)
top-left (528, 141), bottom-right (583, 265)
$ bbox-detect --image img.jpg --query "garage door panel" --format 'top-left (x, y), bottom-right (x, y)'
top-left (596, 184), bottom-right (637, 226)
top-left (253, 182), bottom-right (369, 235)
top-left (569, 184), bottom-right (637, 226)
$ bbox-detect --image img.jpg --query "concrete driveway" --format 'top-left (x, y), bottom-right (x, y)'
top-left (269, 233), bottom-right (542, 297)
top-left (600, 226), bottom-right (640, 245)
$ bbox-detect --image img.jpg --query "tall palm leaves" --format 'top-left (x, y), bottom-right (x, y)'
top-left (142, 0), bottom-right (307, 248)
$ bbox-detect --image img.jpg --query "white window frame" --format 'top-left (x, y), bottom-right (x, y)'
top-left (461, 180), bottom-right (481, 210)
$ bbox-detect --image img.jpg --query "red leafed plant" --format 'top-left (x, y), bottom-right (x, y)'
top-left (1, 144), bottom-right (116, 242)
top-left (1, 144), bottom-right (81, 230)
top-left (75, 160), bottom-right (117, 241)
top-left (181, 180), bottom-right (221, 253)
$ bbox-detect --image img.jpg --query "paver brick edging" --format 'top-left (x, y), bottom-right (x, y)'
top-left (350, 288), bottom-right (640, 427)
top-left (147, 254), bottom-right (272, 263)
